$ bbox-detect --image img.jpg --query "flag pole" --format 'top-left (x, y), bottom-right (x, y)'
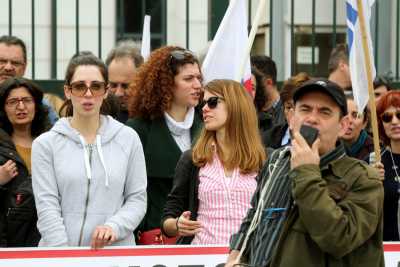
top-left (235, 0), bottom-right (267, 81)
top-left (356, 0), bottom-right (381, 162)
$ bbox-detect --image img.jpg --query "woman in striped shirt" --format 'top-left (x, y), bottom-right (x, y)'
top-left (161, 79), bottom-right (266, 245)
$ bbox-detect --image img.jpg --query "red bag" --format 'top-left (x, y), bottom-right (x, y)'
top-left (137, 228), bottom-right (177, 245)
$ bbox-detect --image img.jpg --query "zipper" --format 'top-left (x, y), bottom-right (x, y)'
top-left (78, 143), bottom-right (94, 246)
top-left (78, 178), bottom-right (91, 246)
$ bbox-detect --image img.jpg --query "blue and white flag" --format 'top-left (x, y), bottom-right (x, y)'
top-left (346, 0), bottom-right (376, 113)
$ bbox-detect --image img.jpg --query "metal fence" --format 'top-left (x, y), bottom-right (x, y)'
top-left (3, 0), bottom-right (400, 95)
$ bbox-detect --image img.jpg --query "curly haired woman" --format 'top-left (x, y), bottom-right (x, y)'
top-left (126, 46), bottom-right (203, 243)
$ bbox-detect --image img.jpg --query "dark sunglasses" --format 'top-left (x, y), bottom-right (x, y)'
top-left (69, 81), bottom-right (107, 97)
top-left (381, 111), bottom-right (400, 123)
top-left (170, 49), bottom-right (196, 61)
top-left (199, 96), bottom-right (224, 109)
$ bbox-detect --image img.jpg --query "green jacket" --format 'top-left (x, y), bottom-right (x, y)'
top-left (271, 160), bottom-right (384, 267)
top-left (125, 113), bottom-right (202, 230)
top-left (231, 144), bottom-right (384, 267)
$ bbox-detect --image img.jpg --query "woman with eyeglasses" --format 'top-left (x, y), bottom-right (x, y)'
top-left (161, 79), bottom-right (266, 245)
top-left (126, 46), bottom-right (203, 244)
top-left (31, 53), bottom-right (147, 248)
top-left (369, 90), bottom-right (400, 241)
top-left (0, 77), bottom-right (49, 247)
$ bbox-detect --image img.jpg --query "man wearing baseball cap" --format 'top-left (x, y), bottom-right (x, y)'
top-left (226, 78), bottom-right (384, 267)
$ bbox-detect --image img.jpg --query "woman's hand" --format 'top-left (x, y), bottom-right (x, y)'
top-left (90, 225), bottom-right (117, 249)
top-left (176, 211), bottom-right (202, 236)
top-left (0, 160), bottom-right (18, 185)
top-left (371, 161), bottom-right (385, 180)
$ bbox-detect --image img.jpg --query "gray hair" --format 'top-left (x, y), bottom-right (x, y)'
top-left (106, 40), bottom-right (144, 68)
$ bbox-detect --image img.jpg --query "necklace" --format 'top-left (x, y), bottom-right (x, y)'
top-left (389, 148), bottom-right (400, 182)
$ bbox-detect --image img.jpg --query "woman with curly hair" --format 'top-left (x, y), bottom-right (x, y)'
top-left (126, 46), bottom-right (203, 243)
top-left (0, 77), bottom-right (50, 247)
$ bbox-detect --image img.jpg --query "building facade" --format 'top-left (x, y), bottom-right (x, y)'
top-left (0, 0), bottom-right (398, 83)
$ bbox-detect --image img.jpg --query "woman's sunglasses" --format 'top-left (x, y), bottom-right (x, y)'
top-left (381, 111), bottom-right (400, 123)
top-left (199, 96), bottom-right (224, 109)
top-left (170, 49), bottom-right (196, 61)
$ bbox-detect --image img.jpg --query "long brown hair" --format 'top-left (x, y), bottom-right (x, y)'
top-left (192, 79), bottom-right (266, 174)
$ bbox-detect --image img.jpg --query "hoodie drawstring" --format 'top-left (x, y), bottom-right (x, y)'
top-left (79, 135), bottom-right (110, 187)
top-left (96, 135), bottom-right (110, 187)
top-left (79, 135), bottom-right (92, 181)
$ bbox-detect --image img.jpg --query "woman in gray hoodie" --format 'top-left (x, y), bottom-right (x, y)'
top-left (31, 52), bottom-right (147, 248)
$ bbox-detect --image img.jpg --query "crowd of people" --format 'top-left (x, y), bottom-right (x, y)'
top-left (0, 34), bottom-right (396, 266)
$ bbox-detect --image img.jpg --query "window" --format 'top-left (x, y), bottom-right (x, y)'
top-left (293, 27), bottom-right (346, 77)
top-left (116, 0), bottom-right (166, 49)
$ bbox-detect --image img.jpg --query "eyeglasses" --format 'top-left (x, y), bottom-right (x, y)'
top-left (199, 96), bottom-right (224, 109)
top-left (5, 97), bottom-right (34, 107)
top-left (109, 82), bottom-right (130, 90)
top-left (381, 111), bottom-right (400, 123)
top-left (0, 58), bottom-right (25, 68)
top-left (69, 81), bottom-right (107, 97)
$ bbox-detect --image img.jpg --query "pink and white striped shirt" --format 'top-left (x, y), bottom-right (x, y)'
top-left (191, 153), bottom-right (257, 245)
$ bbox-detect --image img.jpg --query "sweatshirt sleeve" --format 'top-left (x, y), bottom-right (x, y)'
top-left (32, 135), bottom-right (69, 246)
top-left (104, 131), bottom-right (147, 240)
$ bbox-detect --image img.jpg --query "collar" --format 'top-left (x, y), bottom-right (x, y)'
top-left (271, 98), bottom-right (280, 109)
top-left (164, 107), bottom-right (195, 136)
top-left (320, 141), bottom-right (346, 169)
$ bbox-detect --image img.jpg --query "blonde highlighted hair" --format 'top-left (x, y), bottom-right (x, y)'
top-left (192, 79), bottom-right (266, 174)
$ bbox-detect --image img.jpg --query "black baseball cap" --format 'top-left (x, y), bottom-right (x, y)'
top-left (293, 78), bottom-right (348, 116)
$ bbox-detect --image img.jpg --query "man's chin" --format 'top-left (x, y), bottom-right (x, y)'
top-left (0, 77), bottom-right (8, 84)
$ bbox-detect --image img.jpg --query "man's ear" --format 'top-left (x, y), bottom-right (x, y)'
top-left (263, 78), bottom-right (274, 90)
top-left (339, 60), bottom-right (349, 72)
top-left (64, 85), bottom-right (71, 100)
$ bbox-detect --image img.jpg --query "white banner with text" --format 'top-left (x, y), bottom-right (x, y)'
top-left (0, 243), bottom-right (399, 267)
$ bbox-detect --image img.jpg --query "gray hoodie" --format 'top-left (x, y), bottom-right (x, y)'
top-left (32, 115), bottom-right (147, 247)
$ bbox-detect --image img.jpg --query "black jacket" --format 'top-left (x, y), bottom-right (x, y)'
top-left (161, 150), bottom-right (199, 244)
top-left (126, 113), bottom-right (202, 231)
top-left (258, 100), bottom-right (286, 133)
top-left (262, 123), bottom-right (289, 149)
top-left (0, 129), bottom-right (40, 247)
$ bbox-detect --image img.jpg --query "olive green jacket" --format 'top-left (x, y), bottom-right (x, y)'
top-left (271, 159), bottom-right (384, 267)
top-left (231, 144), bottom-right (384, 267)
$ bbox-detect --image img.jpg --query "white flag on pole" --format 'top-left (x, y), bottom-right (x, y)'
top-left (201, 0), bottom-right (252, 93)
top-left (346, 0), bottom-right (376, 113)
top-left (141, 15), bottom-right (151, 61)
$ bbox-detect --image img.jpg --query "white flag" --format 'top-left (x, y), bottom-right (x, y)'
top-left (141, 15), bottom-right (151, 61)
top-left (201, 0), bottom-right (252, 93)
top-left (346, 0), bottom-right (376, 113)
